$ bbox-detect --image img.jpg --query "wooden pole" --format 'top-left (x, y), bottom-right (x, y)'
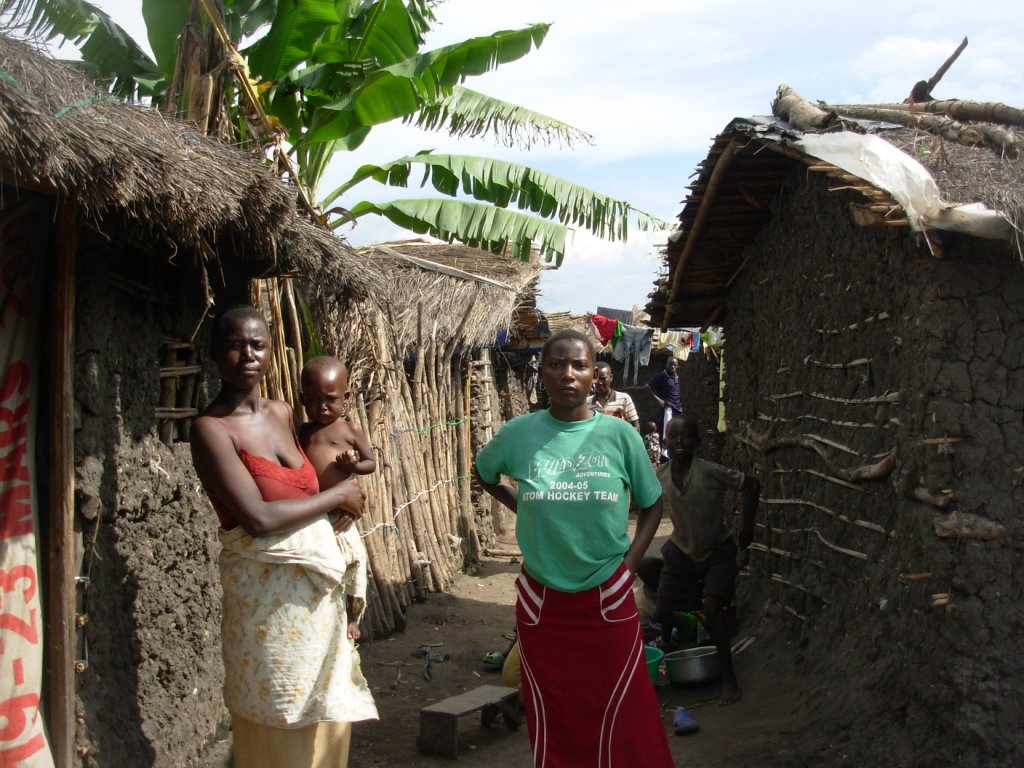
top-left (925, 37), bottom-right (968, 96)
top-left (45, 198), bottom-right (78, 768)
top-left (664, 139), bottom-right (738, 328)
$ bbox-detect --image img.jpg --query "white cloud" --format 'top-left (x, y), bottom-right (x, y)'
top-left (535, 229), bottom-right (665, 313)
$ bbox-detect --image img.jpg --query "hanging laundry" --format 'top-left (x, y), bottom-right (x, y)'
top-left (702, 327), bottom-right (725, 348)
top-left (612, 326), bottom-right (654, 385)
top-left (589, 314), bottom-right (623, 348)
top-left (660, 330), bottom-right (692, 361)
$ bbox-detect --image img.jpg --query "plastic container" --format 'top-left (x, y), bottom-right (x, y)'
top-left (644, 645), bottom-right (664, 684)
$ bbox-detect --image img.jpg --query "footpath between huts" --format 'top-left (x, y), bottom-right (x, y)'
top-left (206, 517), bottom-right (847, 767)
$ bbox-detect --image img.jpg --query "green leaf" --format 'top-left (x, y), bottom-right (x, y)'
top-left (348, 0), bottom-right (420, 67)
top-left (302, 24), bottom-right (550, 145)
top-left (141, 0), bottom-right (188, 81)
top-left (409, 86), bottom-right (592, 148)
top-left (344, 198), bottom-right (568, 264)
top-left (1, 0), bottom-right (160, 96)
top-left (1, 0), bottom-right (96, 40)
top-left (297, 292), bottom-right (327, 357)
top-left (329, 153), bottom-right (665, 241)
top-left (244, 0), bottom-right (340, 81)
top-left (227, 0), bottom-right (281, 37)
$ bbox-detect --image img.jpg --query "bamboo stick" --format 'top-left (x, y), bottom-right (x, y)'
top-left (747, 543), bottom-right (826, 570)
top-left (282, 278), bottom-right (304, 382)
top-left (764, 498), bottom-right (890, 535)
top-left (769, 574), bottom-right (832, 605)
top-left (157, 344), bottom-right (178, 444)
top-left (811, 529), bottom-right (868, 561)
top-left (804, 357), bottom-right (872, 370)
top-left (176, 345), bottom-right (199, 441)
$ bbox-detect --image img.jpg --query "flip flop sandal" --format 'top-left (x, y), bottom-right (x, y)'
top-left (482, 651), bottom-right (505, 667)
top-left (673, 707), bottom-right (700, 735)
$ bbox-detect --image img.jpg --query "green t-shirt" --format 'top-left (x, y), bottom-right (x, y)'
top-left (475, 410), bottom-right (662, 592)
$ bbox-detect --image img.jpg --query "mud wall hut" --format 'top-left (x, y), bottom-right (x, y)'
top-left (648, 87), bottom-right (1024, 767)
top-left (0, 35), bottom-right (377, 768)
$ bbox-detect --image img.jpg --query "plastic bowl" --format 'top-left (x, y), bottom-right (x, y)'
top-left (664, 645), bottom-right (720, 685)
top-left (644, 645), bottom-right (664, 684)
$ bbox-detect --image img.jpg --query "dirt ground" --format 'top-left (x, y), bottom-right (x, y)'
top-left (204, 519), bottom-right (827, 768)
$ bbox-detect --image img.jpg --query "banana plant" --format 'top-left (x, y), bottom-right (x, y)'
top-left (0, 0), bottom-right (664, 263)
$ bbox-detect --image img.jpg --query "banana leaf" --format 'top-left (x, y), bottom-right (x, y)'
top-left (345, 198), bottom-right (569, 264)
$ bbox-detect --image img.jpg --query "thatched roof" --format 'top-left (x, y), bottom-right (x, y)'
top-left (356, 240), bottom-right (545, 350)
top-left (0, 34), bottom-right (373, 291)
top-left (649, 85), bottom-right (1024, 329)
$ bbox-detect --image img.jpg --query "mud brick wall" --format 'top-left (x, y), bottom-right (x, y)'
top-left (721, 170), bottom-right (1024, 768)
top-left (73, 234), bottom-right (225, 768)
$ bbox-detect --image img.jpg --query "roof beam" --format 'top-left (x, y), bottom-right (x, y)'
top-left (663, 138), bottom-right (740, 329)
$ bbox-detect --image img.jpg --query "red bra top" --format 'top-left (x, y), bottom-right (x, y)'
top-left (204, 418), bottom-right (320, 529)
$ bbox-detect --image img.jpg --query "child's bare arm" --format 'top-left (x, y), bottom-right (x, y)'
top-left (343, 422), bottom-right (377, 475)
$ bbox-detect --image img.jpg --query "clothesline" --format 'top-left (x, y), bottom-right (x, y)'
top-left (360, 472), bottom-right (471, 540)
top-left (588, 312), bottom-right (724, 364)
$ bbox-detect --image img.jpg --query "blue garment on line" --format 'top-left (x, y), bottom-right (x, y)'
top-left (613, 326), bottom-right (654, 385)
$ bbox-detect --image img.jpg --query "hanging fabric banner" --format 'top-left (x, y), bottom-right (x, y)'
top-left (1, 196), bottom-right (55, 767)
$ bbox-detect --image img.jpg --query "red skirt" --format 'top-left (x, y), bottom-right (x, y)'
top-left (516, 563), bottom-right (674, 767)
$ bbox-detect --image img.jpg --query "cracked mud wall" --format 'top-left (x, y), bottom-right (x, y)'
top-left (722, 170), bottom-right (1024, 767)
top-left (73, 231), bottom-right (225, 767)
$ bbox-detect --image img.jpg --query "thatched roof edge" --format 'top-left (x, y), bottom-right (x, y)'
top-left (0, 34), bottom-right (374, 293)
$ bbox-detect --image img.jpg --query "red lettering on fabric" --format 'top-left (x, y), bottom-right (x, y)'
top-left (0, 483), bottom-right (33, 540)
top-left (0, 565), bottom-right (38, 647)
top-left (0, 362), bottom-right (33, 540)
top-left (0, 362), bottom-right (29, 403)
top-left (0, 693), bottom-right (40, 741)
top-left (0, 732), bottom-right (45, 763)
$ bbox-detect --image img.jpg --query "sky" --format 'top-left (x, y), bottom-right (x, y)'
top-left (42, 1), bottom-right (1024, 313)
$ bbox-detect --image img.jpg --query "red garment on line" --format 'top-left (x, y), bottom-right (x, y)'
top-left (589, 314), bottom-right (620, 346)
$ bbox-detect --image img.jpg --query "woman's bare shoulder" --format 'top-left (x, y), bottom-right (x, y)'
top-left (264, 398), bottom-right (296, 422)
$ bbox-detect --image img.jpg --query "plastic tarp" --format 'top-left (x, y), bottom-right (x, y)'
top-left (794, 132), bottom-right (1012, 240)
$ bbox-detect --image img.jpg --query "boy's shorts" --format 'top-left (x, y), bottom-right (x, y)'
top-left (655, 537), bottom-right (738, 615)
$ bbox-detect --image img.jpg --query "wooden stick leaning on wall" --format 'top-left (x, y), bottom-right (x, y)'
top-left (736, 423), bottom-right (897, 484)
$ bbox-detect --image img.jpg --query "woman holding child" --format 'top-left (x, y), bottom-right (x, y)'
top-left (190, 305), bottom-right (374, 768)
top-left (475, 329), bottom-right (674, 766)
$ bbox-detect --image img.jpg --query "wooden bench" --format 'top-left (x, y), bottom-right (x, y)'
top-left (417, 684), bottom-right (522, 758)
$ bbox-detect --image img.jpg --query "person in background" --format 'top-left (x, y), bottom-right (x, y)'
top-left (589, 360), bottom-right (640, 429)
top-left (643, 420), bottom-right (662, 465)
top-left (654, 415), bottom-right (760, 706)
top-left (475, 329), bottom-right (673, 767)
top-left (190, 306), bottom-right (367, 768)
top-left (297, 355), bottom-right (379, 729)
top-left (634, 555), bottom-right (663, 627)
top-left (645, 356), bottom-right (683, 459)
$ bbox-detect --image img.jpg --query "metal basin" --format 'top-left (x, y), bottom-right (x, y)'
top-left (664, 646), bottom-right (721, 685)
